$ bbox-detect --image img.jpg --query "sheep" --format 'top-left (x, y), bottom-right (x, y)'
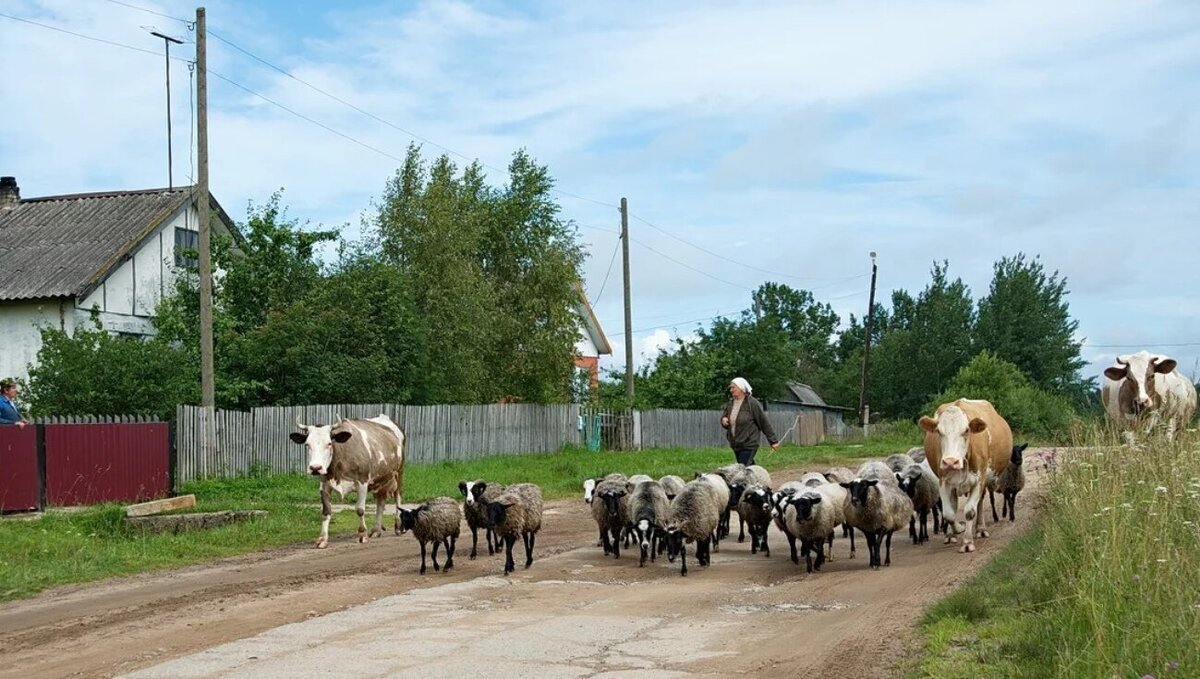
top-left (727, 465), bottom-right (772, 543)
top-left (658, 475), bottom-right (686, 500)
top-left (398, 497), bottom-right (462, 575)
top-left (582, 473), bottom-right (627, 504)
top-left (708, 463), bottom-right (745, 540)
top-left (458, 479), bottom-right (504, 559)
top-left (988, 443), bottom-right (1028, 523)
top-left (906, 446), bottom-right (927, 464)
top-left (627, 480), bottom-right (671, 567)
top-left (736, 484), bottom-right (774, 557)
top-left (782, 484), bottom-right (847, 573)
top-left (770, 481), bottom-right (808, 564)
top-left (591, 479), bottom-right (632, 558)
top-left (823, 466), bottom-right (856, 484)
top-left (693, 472), bottom-right (732, 551)
top-left (628, 474), bottom-right (654, 485)
top-left (884, 454), bottom-right (915, 474)
top-left (856, 460), bottom-right (899, 484)
top-left (840, 478), bottom-right (914, 570)
top-left (486, 483), bottom-right (544, 575)
top-left (896, 462), bottom-right (940, 544)
top-left (798, 471), bottom-right (827, 488)
top-left (664, 479), bottom-right (723, 576)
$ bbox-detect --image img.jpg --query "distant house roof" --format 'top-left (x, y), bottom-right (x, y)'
top-left (574, 281), bottom-right (612, 355)
top-left (0, 185), bottom-right (237, 302)
top-left (773, 381), bottom-right (854, 412)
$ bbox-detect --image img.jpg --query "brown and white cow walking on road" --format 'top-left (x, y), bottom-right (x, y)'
top-left (290, 414), bottom-right (406, 549)
top-left (919, 399), bottom-right (1013, 553)
top-left (1102, 351), bottom-right (1197, 444)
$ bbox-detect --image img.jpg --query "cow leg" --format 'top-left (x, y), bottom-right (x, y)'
top-left (939, 484), bottom-right (959, 544)
top-left (371, 491), bottom-right (386, 539)
top-left (419, 540), bottom-right (428, 575)
top-left (431, 539), bottom-right (441, 572)
top-left (976, 491), bottom-right (991, 539)
top-left (445, 536), bottom-right (456, 571)
top-left (394, 484), bottom-right (403, 536)
top-left (315, 481), bottom-right (332, 549)
top-left (354, 481), bottom-right (370, 543)
top-left (503, 535), bottom-right (516, 575)
top-left (884, 531), bottom-right (894, 566)
top-left (959, 482), bottom-right (985, 552)
top-left (989, 489), bottom-right (999, 523)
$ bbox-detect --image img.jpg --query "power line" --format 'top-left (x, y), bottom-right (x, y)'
top-left (100, 0), bottom-right (191, 24)
top-left (630, 237), bottom-right (755, 291)
top-left (592, 236), bottom-right (622, 306)
top-left (0, 10), bottom-right (189, 60)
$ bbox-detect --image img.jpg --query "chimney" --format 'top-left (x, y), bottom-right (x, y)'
top-left (0, 177), bottom-right (18, 209)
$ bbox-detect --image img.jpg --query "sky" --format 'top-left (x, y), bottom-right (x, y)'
top-left (2, 0), bottom-right (1199, 398)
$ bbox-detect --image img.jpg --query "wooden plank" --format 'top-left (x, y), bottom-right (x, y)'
top-left (125, 494), bottom-right (196, 517)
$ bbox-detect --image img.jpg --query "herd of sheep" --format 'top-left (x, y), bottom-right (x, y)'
top-left (393, 442), bottom-right (1027, 578)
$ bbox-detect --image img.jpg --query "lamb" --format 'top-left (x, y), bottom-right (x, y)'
top-left (884, 454), bottom-right (915, 473)
top-left (664, 479), bottom-right (723, 576)
top-left (627, 480), bottom-right (671, 566)
top-left (840, 478), bottom-right (914, 569)
top-left (486, 483), bottom-right (544, 575)
top-left (591, 478), bottom-right (632, 558)
top-left (988, 443), bottom-right (1028, 523)
top-left (658, 475), bottom-right (686, 500)
top-left (727, 465), bottom-right (772, 543)
top-left (736, 484), bottom-right (774, 557)
top-left (896, 462), bottom-right (940, 544)
top-left (458, 479), bottom-right (504, 559)
top-left (782, 484), bottom-right (847, 573)
top-left (856, 460), bottom-right (898, 484)
top-left (823, 466), bottom-right (856, 484)
top-left (398, 497), bottom-right (462, 575)
top-left (694, 472), bottom-right (732, 551)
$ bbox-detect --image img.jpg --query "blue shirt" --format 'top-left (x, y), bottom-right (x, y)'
top-left (0, 396), bottom-right (23, 425)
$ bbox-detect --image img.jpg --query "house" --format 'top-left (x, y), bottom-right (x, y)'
top-left (768, 381), bottom-right (853, 438)
top-left (0, 177), bottom-right (239, 382)
top-left (573, 281), bottom-right (612, 391)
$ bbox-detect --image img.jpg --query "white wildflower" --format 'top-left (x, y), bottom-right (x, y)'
top-left (1156, 486), bottom-right (1169, 494)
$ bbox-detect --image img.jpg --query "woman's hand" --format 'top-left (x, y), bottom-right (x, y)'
top-left (721, 416), bottom-right (730, 427)
top-left (770, 442), bottom-right (780, 450)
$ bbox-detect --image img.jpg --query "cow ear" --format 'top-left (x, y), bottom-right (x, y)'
top-left (918, 416), bottom-right (938, 433)
top-left (968, 418), bottom-right (988, 434)
top-left (1104, 365), bottom-right (1128, 381)
top-left (331, 430), bottom-right (353, 443)
top-left (289, 432), bottom-right (307, 445)
top-left (1153, 357), bottom-right (1177, 374)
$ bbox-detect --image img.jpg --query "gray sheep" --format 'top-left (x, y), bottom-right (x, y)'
top-left (627, 480), bottom-right (671, 567)
top-left (906, 446), bottom-right (927, 464)
top-left (737, 484), bottom-right (774, 557)
top-left (896, 462), bottom-right (940, 544)
top-left (458, 479), bottom-right (504, 559)
top-left (782, 483), bottom-right (847, 573)
top-left (591, 478), bottom-right (632, 558)
top-left (988, 443), bottom-right (1028, 522)
top-left (486, 483), bottom-right (544, 575)
top-left (856, 460), bottom-right (898, 484)
top-left (822, 466), bottom-right (856, 484)
top-left (398, 497), bottom-right (462, 575)
top-left (658, 475), bottom-right (686, 500)
top-left (884, 454), bottom-right (915, 474)
top-left (628, 474), bottom-right (654, 485)
top-left (728, 465), bottom-right (772, 543)
top-left (840, 479), bottom-right (914, 569)
top-left (664, 479), bottom-right (723, 576)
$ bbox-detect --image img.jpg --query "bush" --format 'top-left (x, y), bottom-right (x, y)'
top-left (925, 351), bottom-right (1077, 441)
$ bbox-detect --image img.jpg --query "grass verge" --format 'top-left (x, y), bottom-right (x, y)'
top-left (909, 428), bottom-right (1200, 678)
top-left (0, 434), bottom-right (910, 602)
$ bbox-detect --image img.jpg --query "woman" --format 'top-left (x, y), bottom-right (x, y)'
top-left (0, 378), bottom-right (29, 428)
top-left (719, 377), bottom-right (779, 465)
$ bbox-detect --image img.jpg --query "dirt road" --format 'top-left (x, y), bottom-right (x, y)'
top-left (0, 457), bottom-right (1049, 679)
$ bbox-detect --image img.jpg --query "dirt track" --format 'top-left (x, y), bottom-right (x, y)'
top-left (0, 456), bottom-right (1050, 679)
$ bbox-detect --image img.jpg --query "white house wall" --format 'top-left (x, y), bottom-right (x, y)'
top-left (574, 334), bottom-right (599, 359)
top-left (0, 299), bottom-right (74, 382)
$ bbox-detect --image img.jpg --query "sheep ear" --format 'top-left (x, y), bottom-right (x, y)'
top-left (1015, 443), bottom-right (1028, 453)
top-left (458, 481), bottom-right (468, 496)
top-left (476, 482), bottom-right (487, 494)
top-left (918, 416), bottom-right (938, 433)
top-left (839, 482), bottom-right (852, 489)
top-left (895, 473), bottom-right (904, 484)
top-left (865, 479), bottom-right (879, 487)
top-left (811, 495), bottom-right (822, 504)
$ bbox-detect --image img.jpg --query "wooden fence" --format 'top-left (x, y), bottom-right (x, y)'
top-left (176, 403), bottom-right (840, 484)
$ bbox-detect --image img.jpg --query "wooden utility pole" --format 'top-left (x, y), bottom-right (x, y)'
top-left (858, 252), bottom-right (878, 435)
top-left (620, 197), bottom-right (633, 402)
top-left (196, 6), bottom-right (216, 475)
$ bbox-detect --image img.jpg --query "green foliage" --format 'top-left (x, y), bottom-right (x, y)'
top-left (24, 312), bottom-right (195, 419)
top-left (975, 254), bottom-right (1086, 395)
top-left (752, 282), bottom-right (840, 372)
top-left (925, 351), bottom-right (1077, 440)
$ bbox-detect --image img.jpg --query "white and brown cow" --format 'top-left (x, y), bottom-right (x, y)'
top-left (290, 414), bottom-right (406, 549)
top-left (1102, 351), bottom-right (1197, 444)
top-left (919, 399), bottom-right (1013, 553)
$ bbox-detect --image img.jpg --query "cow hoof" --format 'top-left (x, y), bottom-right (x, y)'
top-left (315, 540), bottom-right (329, 549)
top-left (979, 529), bottom-right (990, 538)
top-left (959, 543), bottom-right (976, 553)
top-left (358, 535), bottom-right (368, 544)
top-left (369, 529), bottom-right (383, 539)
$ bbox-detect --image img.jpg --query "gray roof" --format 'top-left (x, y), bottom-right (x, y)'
top-left (784, 382), bottom-right (828, 406)
top-left (0, 186), bottom-right (234, 302)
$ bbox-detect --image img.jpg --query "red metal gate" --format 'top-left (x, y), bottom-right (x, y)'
top-left (43, 423), bottom-right (170, 506)
top-left (0, 426), bottom-right (40, 512)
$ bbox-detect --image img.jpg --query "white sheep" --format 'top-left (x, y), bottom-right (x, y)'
top-left (822, 466), bottom-right (856, 484)
top-left (884, 454), bottom-right (914, 474)
top-left (782, 484), bottom-right (846, 573)
top-left (398, 497), bottom-right (462, 575)
top-left (840, 478), bottom-right (913, 569)
top-left (664, 479), bottom-right (723, 576)
top-left (628, 474), bottom-right (654, 485)
top-left (694, 472), bottom-right (732, 552)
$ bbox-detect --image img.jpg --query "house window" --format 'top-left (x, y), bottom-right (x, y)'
top-left (174, 227), bottom-right (199, 268)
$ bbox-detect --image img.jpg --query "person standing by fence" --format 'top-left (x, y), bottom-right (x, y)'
top-left (0, 378), bottom-right (29, 428)
top-left (719, 377), bottom-right (779, 465)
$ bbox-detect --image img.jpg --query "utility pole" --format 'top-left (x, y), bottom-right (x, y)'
top-left (858, 252), bottom-right (878, 436)
top-left (196, 6), bottom-right (216, 476)
top-left (620, 197), bottom-right (633, 402)
top-left (148, 29), bottom-right (183, 189)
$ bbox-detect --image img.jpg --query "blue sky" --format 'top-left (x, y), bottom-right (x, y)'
top-left (3, 0), bottom-right (1199, 395)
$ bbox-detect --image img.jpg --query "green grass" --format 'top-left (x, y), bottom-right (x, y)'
top-left (910, 427), bottom-right (1200, 679)
top-left (0, 434), bottom-right (911, 603)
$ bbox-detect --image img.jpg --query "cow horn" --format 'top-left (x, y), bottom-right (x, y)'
top-left (335, 414), bottom-right (345, 426)
top-left (294, 415), bottom-right (308, 430)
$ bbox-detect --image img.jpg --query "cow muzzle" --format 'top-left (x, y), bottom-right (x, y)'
top-left (941, 457), bottom-right (963, 471)
top-left (309, 465), bottom-right (325, 476)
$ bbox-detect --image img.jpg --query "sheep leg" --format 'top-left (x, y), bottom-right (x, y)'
top-left (315, 481), bottom-right (332, 549)
top-left (826, 530), bottom-right (835, 561)
top-left (738, 516), bottom-right (746, 543)
top-left (803, 540), bottom-right (814, 573)
top-left (431, 539), bottom-right (442, 572)
top-left (989, 489), bottom-right (999, 524)
top-left (909, 514), bottom-right (918, 544)
top-left (355, 481), bottom-right (370, 543)
top-left (611, 528), bottom-right (621, 559)
top-left (503, 535), bottom-right (516, 575)
top-left (445, 536), bottom-right (456, 571)
top-left (762, 527), bottom-right (770, 557)
top-left (918, 508), bottom-right (929, 543)
top-left (842, 524), bottom-right (851, 539)
top-left (419, 540), bottom-right (428, 575)
top-left (468, 526), bottom-right (479, 560)
top-left (787, 533), bottom-right (799, 565)
top-left (814, 539), bottom-right (826, 572)
top-left (679, 542), bottom-right (688, 576)
top-left (524, 531), bottom-right (536, 569)
top-left (370, 491), bottom-right (386, 539)
top-left (884, 530), bottom-right (894, 567)
top-left (491, 528), bottom-right (503, 554)
top-left (1007, 492), bottom-right (1017, 522)
top-left (600, 526), bottom-right (613, 555)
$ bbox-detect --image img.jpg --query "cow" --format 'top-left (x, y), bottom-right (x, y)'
top-left (919, 398), bottom-right (1013, 553)
top-left (1102, 351), bottom-right (1198, 444)
top-left (290, 414), bottom-right (406, 549)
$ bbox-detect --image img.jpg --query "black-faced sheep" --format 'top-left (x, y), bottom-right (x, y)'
top-left (770, 481), bottom-right (807, 564)
top-left (736, 484), bottom-right (774, 557)
top-left (840, 479), bottom-right (913, 570)
top-left (664, 479), bottom-right (722, 576)
top-left (627, 480), bottom-right (670, 567)
top-left (728, 465), bottom-right (772, 543)
top-left (782, 484), bottom-right (846, 573)
top-left (896, 462), bottom-right (940, 544)
top-left (458, 479), bottom-right (504, 559)
top-left (398, 497), bottom-right (462, 575)
top-left (988, 443), bottom-right (1028, 522)
top-left (486, 483), bottom-right (544, 575)
top-left (591, 479), bottom-right (632, 558)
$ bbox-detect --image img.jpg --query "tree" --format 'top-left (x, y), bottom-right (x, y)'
top-left (752, 282), bottom-right (839, 373)
top-left (975, 253), bottom-right (1085, 395)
